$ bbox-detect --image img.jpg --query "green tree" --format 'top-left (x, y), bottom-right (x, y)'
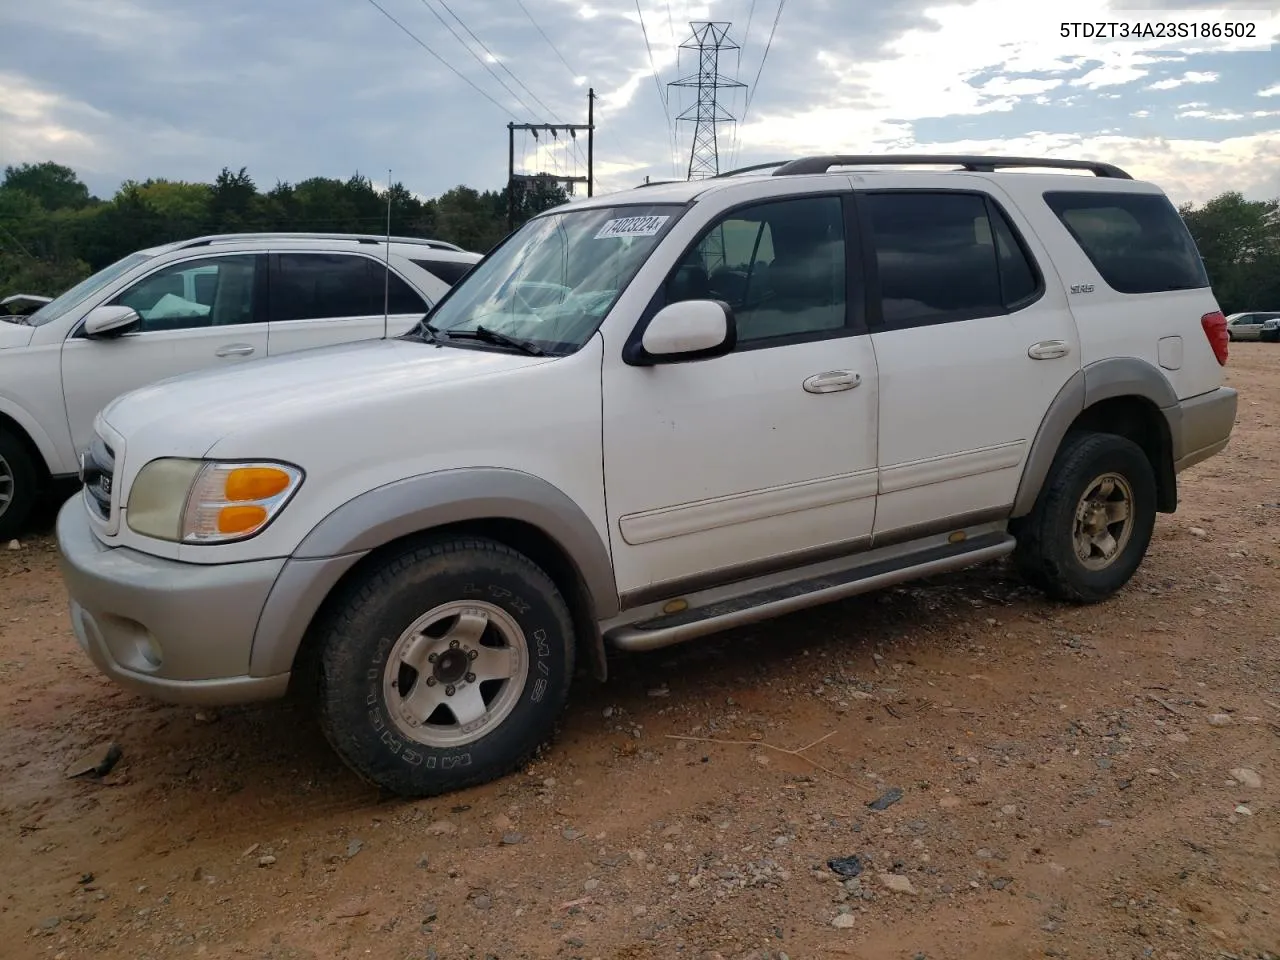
top-left (2, 161), bottom-right (94, 211)
top-left (208, 166), bottom-right (258, 229)
top-left (1181, 192), bottom-right (1280, 314)
top-left (435, 186), bottom-right (507, 252)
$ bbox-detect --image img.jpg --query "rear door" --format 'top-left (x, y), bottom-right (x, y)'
top-left (1033, 187), bottom-right (1221, 399)
top-left (265, 252), bottom-right (430, 355)
top-left (858, 179), bottom-right (1082, 539)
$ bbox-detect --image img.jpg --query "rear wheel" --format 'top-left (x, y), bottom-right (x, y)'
top-left (0, 430), bottom-right (38, 542)
top-left (1013, 432), bottom-right (1157, 603)
top-left (314, 536), bottom-right (576, 797)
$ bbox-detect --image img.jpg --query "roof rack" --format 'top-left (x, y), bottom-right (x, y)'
top-left (769, 155), bottom-right (1133, 179)
top-left (713, 161), bottom-right (790, 178)
top-left (175, 232), bottom-right (465, 252)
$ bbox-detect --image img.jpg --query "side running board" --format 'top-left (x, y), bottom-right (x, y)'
top-left (605, 532), bottom-right (1016, 653)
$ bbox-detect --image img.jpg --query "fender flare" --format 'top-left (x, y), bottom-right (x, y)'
top-left (250, 468), bottom-right (619, 681)
top-left (1012, 358), bottom-right (1179, 517)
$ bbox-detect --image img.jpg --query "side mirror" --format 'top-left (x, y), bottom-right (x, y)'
top-left (82, 305), bottom-right (141, 339)
top-left (627, 299), bottom-right (736, 365)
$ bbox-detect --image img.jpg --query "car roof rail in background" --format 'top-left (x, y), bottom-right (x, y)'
top-left (175, 233), bottom-right (465, 252)
top-left (713, 161), bottom-right (790, 178)
top-left (768, 155), bottom-right (1133, 179)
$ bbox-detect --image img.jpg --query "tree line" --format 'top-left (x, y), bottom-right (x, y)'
top-left (0, 161), bottom-right (570, 299)
top-left (1, 160), bottom-right (1278, 316)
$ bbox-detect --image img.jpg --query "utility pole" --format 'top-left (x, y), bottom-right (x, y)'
top-left (668, 22), bottom-right (745, 180)
top-left (507, 87), bottom-right (595, 232)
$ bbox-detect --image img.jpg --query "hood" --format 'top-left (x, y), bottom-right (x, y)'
top-left (99, 338), bottom-right (552, 452)
top-left (0, 320), bottom-right (35, 349)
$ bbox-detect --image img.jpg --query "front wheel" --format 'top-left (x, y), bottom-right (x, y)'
top-left (315, 536), bottom-right (576, 797)
top-left (1013, 432), bottom-right (1157, 603)
top-left (0, 430), bottom-right (38, 542)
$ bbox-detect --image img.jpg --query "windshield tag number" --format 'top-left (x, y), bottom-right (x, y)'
top-left (595, 215), bottom-right (670, 239)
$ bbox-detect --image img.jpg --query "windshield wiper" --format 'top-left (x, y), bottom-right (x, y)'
top-left (403, 316), bottom-right (445, 345)
top-left (444, 325), bottom-right (544, 356)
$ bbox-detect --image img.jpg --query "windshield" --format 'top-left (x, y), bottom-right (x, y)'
top-left (423, 203), bottom-right (685, 353)
top-left (26, 251), bottom-right (155, 326)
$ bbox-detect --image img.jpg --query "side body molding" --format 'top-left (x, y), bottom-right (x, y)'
top-left (293, 467), bottom-right (620, 619)
top-left (1012, 358), bottom-right (1180, 518)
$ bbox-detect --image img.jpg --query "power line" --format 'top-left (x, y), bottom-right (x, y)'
top-left (435, 0), bottom-right (563, 122)
top-left (637, 1), bottom-right (679, 179)
top-left (742, 0), bottom-right (784, 122)
top-left (636, 1), bottom-right (668, 109)
top-left (417, 0), bottom-right (535, 116)
top-left (514, 0), bottom-right (579, 82)
top-left (741, 0), bottom-right (758, 52)
top-left (361, 0), bottom-right (510, 115)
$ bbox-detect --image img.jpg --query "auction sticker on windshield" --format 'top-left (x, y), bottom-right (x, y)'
top-left (595, 215), bottom-right (670, 239)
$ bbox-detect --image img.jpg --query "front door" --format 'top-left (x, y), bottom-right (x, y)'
top-left (602, 192), bottom-right (880, 601)
top-left (60, 253), bottom-right (269, 458)
top-left (859, 181), bottom-right (1082, 538)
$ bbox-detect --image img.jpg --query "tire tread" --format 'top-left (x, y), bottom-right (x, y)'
top-left (1013, 431), bottom-right (1156, 604)
top-left (312, 534), bottom-right (574, 797)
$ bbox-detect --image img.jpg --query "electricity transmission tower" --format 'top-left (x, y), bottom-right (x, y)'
top-left (668, 22), bottom-right (746, 180)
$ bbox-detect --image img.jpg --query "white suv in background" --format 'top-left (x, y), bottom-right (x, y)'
top-left (56, 155), bottom-right (1237, 799)
top-left (0, 233), bottom-right (480, 538)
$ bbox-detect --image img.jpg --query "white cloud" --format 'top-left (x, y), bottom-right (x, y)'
top-left (901, 129), bottom-right (1280, 205)
top-left (1148, 71), bottom-right (1219, 90)
top-left (0, 71), bottom-right (107, 168)
top-left (3, 0), bottom-right (1279, 208)
top-left (977, 77), bottom-right (1064, 97)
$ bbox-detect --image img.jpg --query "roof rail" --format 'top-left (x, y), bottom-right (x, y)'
top-left (714, 161), bottom-right (790, 178)
top-left (175, 232), bottom-right (465, 252)
top-left (770, 155), bottom-right (1133, 179)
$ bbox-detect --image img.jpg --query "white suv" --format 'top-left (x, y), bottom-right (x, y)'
top-left (54, 155), bottom-right (1237, 798)
top-left (0, 233), bottom-right (480, 538)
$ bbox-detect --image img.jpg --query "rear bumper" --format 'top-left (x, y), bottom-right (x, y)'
top-left (1171, 386), bottom-right (1237, 473)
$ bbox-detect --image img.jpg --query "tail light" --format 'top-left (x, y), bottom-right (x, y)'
top-left (1201, 311), bottom-right (1228, 366)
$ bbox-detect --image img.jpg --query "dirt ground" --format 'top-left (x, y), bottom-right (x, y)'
top-left (2, 346), bottom-right (1278, 960)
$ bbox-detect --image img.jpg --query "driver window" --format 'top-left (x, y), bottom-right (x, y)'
top-left (665, 195), bottom-right (847, 345)
top-left (110, 255), bottom-right (260, 332)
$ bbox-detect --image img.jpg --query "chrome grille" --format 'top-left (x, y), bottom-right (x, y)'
top-left (80, 437), bottom-right (115, 520)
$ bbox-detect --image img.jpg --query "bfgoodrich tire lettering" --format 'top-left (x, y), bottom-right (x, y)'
top-left (1013, 431), bottom-right (1157, 603)
top-left (315, 536), bottom-right (575, 797)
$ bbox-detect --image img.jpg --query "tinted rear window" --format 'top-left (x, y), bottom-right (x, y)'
top-left (1043, 191), bottom-right (1208, 294)
top-left (412, 258), bottom-right (474, 286)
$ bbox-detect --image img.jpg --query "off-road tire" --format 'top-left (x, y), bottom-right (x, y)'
top-left (1013, 431), bottom-right (1157, 604)
top-left (314, 536), bottom-right (576, 797)
top-left (0, 430), bottom-right (38, 542)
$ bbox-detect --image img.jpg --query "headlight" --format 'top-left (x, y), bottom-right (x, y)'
top-left (126, 459), bottom-right (304, 543)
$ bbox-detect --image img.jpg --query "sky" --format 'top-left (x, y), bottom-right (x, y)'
top-left (1, 0), bottom-right (1278, 208)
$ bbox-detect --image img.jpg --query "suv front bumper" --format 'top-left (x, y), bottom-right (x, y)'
top-left (56, 497), bottom-right (291, 706)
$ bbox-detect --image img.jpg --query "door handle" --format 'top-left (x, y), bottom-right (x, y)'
top-left (803, 370), bottom-right (861, 394)
top-left (1028, 340), bottom-right (1070, 360)
top-left (215, 343), bottom-right (255, 358)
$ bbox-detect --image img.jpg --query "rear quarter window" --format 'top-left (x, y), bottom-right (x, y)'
top-left (411, 258), bottom-right (475, 286)
top-left (1043, 191), bottom-right (1209, 295)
